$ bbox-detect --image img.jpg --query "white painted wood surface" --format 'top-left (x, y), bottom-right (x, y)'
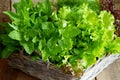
top-left (80, 54), bottom-right (120, 80)
top-left (97, 59), bottom-right (120, 80)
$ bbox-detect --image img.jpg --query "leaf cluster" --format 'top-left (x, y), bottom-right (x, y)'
top-left (0, 23), bottom-right (20, 58)
top-left (3, 0), bottom-right (120, 77)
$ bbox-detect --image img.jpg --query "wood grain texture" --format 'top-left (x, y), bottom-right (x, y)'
top-left (8, 53), bottom-right (120, 80)
top-left (80, 54), bottom-right (120, 80)
top-left (0, 59), bottom-right (96, 80)
top-left (0, 59), bottom-right (39, 80)
top-left (0, 0), bottom-right (11, 22)
top-left (116, 59), bottom-right (120, 71)
top-left (8, 54), bottom-right (75, 80)
top-left (96, 58), bottom-right (120, 80)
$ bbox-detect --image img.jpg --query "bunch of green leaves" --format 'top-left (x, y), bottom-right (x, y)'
top-left (3, 0), bottom-right (120, 77)
top-left (53, 4), bottom-right (120, 71)
top-left (4, 0), bottom-right (51, 53)
top-left (57, 0), bottom-right (100, 13)
top-left (0, 23), bottom-right (20, 58)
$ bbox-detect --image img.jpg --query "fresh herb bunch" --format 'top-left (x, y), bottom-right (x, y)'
top-left (3, 0), bottom-right (120, 77)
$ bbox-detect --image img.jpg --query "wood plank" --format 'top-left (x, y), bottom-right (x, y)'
top-left (116, 58), bottom-right (120, 71)
top-left (8, 54), bottom-right (75, 80)
top-left (0, 58), bottom-right (97, 80)
top-left (96, 58), bottom-right (120, 80)
top-left (80, 54), bottom-right (120, 80)
top-left (0, 0), bottom-right (11, 22)
top-left (0, 59), bottom-right (39, 80)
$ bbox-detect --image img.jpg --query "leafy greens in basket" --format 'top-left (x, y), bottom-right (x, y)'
top-left (3, 0), bottom-right (120, 77)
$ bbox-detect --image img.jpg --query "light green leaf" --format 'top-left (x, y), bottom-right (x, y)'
top-left (8, 30), bottom-right (21, 41)
top-left (24, 34), bottom-right (29, 41)
top-left (99, 11), bottom-right (114, 28)
top-left (108, 37), bottom-right (120, 53)
top-left (41, 50), bottom-right (48, 61)
top-left (38, 41), bottom-right (42, 51)
top-left (59, 26), bottom-right (80, 38)
top-left (3, 11), bottom-right (20, 20)
top-left (62, 55), bottom-right (71, 64)
top-left (8, 23), bottom-right (18, 30)
top-left (58, 38), bottom-right (73, 50)
top-left (58, 6), bottom-right (71, 19)
top-left (32, 36), bottom-right (37, 43)
top-left (82, 54), bottom-right (96, 68)
top-left (38, 39), bottom-right (46, 51)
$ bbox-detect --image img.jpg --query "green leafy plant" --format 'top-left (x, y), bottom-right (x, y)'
top-left (57, 0), bottom-right (100, 13)
top-left (0, 23), bottom-right (20, 58)
top-left (3, 0), bottom-right (120, 77)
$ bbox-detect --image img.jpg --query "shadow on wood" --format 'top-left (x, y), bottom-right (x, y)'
top-left (0, 59), bottom-right (39, 80)
top-left (8, 54), bottom-right (75, 80)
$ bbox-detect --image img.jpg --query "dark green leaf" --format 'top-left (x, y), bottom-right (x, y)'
top-left (20, 41), bottom-right (35, 54)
